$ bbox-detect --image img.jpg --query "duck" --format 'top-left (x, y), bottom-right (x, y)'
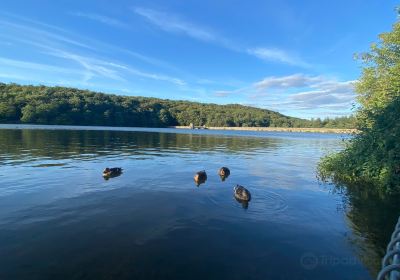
top-left (194, 170), bottom-right (207, 186)
top-left (103, 167), bottom-right (123, 178)
top-left (218, 167), bottom-right (230, 181)
top-left (233, 184), bottom-right (251, 202)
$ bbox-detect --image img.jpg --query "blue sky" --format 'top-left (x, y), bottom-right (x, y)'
top-left (0, 0), bottom-right (398, 119)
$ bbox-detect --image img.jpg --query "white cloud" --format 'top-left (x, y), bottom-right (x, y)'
top-left (283, 80), bottom-right (355, 110)
top-left (255, 75), bottom-right (355, 111)
top-left (254, 74), bottom-right (321, 89)
top-left (215, 74), bottom-right (356, 117)
top-left (70, 12), bottom-right (128, 28)
top-left (247, 48), bottom-right (310, 68)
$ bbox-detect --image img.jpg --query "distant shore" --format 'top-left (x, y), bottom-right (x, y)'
top-left (0, 123), bottom-right (357, 134)
top-left (171, 126), bottom-right (357, 134)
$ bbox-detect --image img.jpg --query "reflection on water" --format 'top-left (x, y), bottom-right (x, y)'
top-left (234, 195), bottom-right (250, 209)
top-left (333, 183), bottom-right (400, 275)
top-left (0, 125), bottom-right (394, 279)
top-left (102, 172), bottom-right (123, 181)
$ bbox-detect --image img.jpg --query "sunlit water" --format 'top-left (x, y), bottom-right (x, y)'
top-left (0, 124), bottom-right (388, 279)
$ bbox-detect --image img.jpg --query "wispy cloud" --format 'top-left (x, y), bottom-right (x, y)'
top-left (0, 56), bottom-right (85, 75)
top-left (214, 90), bottom-right (233, 97)
top-left (44, 47), bottom-right (186, 86)
top-left (104, 62), bottom-right (186, 86)
top-left (0, 72), bottom-right (32, 80)
top-left (0, 56), bottom-right (91, 86)
top-left (0, 19), bottom-right (94, 50)
top-left (133, 7), bottom-right (216, 42)
top-left (0, 41), bottom-right (12, 46)
top-left (46, 49), bottom-right (125, 82)
top-left (247, 48), bottom-right (310, 68)
top-left (70, 12), bottom-right (128, 28)
top-left (133, 7), bottom-right (308, 67)
top-left (0, 14), bottom-right (187, 87)
top-left (214, 86), bottom-right (249, 98)
top-left (1, 12), bottom-right (180, 72)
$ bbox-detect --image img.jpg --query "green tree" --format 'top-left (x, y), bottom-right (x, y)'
top-left (0, 83), bottom-right (355, 129)
top-left (0, 103), bottom-right (17, 121)
top-left (319, 11), bottom-right (400, 193)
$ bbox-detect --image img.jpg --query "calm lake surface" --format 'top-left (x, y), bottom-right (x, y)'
top-left (0, 124), bottom-right (398, 280)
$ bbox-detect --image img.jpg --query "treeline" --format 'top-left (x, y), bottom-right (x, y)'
top-left (0, 83), bottom-right (354, 128)
top-left (308, 116), bottom-right (356, 129)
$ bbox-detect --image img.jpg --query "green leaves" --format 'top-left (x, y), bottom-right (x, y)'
top-left (319, 15), bottom-right (400, 193)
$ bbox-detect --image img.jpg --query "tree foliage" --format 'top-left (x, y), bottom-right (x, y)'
top-left (0, 83), bottom-right (354, 128)
top-left (319, 13), bottom-right (400, 193)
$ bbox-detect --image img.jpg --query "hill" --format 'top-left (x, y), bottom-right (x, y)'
top-left (0, 83), bottom-right (355, 128)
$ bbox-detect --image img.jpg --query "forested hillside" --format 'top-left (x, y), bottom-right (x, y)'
top-left (0, 83), bottom-right (354, 128)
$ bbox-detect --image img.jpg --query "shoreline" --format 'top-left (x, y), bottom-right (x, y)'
top-left (171, 126), bottom-right (357, 134)
top-left (0, 123), bottom-right (357, 134)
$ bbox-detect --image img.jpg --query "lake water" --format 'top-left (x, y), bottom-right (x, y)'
top-left (0, 124), bottom-right (397, 280)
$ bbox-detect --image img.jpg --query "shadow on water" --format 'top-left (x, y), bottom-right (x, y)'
top-left (102, 172), bottom-right (123, 181)
top-left (194, 178), bottom-right (207, 187)
top-left (219, 174), bottom-right (229, 181)
top-left (329, 181), bottom-right (400, 277)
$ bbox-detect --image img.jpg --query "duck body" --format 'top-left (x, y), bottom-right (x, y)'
top-left (103, 167), bottom-right (123, 177)
top-left (194, 170), bottom-right (207, 186)
top-left (218, 167), bottom-right (230, 180)
top-left (234, 184), bottom-right (251, 202)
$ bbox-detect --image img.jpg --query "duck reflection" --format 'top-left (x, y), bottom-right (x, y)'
top-left (234, 196), bottom-right (250, 209)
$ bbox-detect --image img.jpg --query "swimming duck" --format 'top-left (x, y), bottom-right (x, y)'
top-left (218, 167), bottom-right (230, 181)
top-left (233, 184), bottom-right (251, 202)
top-left (194, 170), bottom-right (207, 186)
top-left (103, 167), bottom-right (123, 178)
